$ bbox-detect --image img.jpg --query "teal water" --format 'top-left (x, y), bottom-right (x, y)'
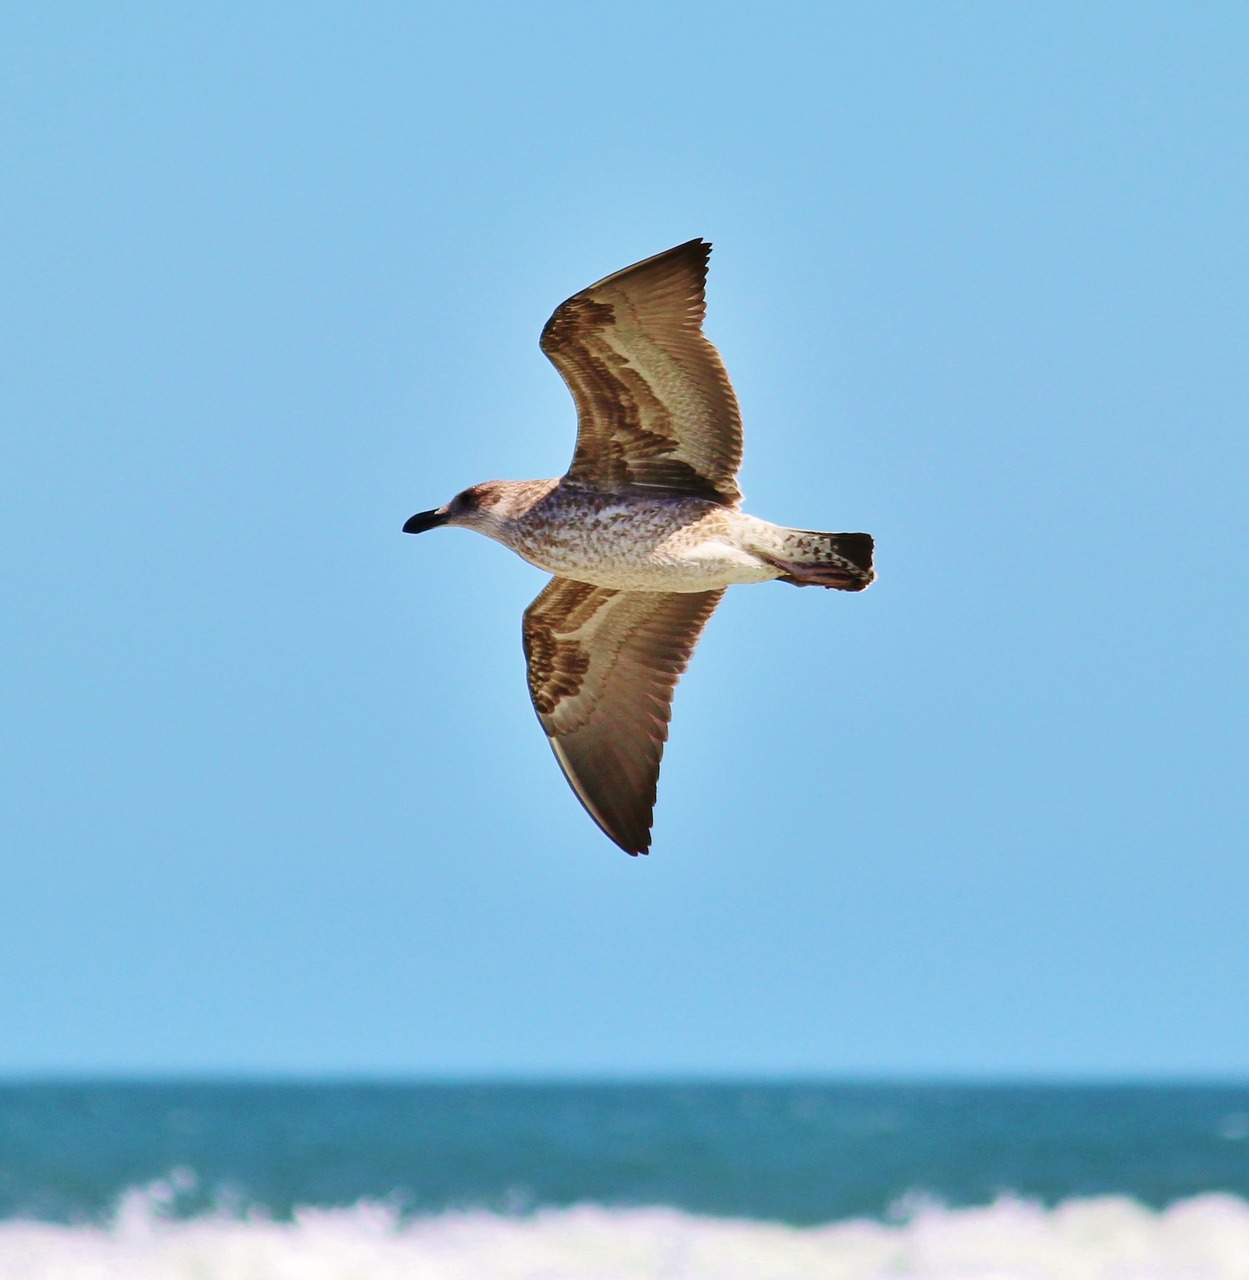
top-left (3, 1082), bottom-right (1247, 1225)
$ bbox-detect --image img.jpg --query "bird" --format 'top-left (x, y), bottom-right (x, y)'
top-left (403, 239), bottom-right (874, 855)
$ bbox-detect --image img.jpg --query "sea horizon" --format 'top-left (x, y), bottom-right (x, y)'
top-left (4, 1076), bottom-right (1249, 1276)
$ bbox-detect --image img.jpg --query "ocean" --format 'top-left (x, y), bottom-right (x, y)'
top-left (2, 1081), bottom-right (1248, 1277)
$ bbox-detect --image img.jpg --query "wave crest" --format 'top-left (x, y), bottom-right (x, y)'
top-left (5, 1189), bottom-right (1249, 1278)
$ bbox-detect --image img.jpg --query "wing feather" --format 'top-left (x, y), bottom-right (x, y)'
top-left (522, 577), bottom-right (724, 854)
top-left (539, 239), bottom-right (743, 506)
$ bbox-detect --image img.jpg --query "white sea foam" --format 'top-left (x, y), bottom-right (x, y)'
top-left (4, 1187), bottom-right (1249, 1279)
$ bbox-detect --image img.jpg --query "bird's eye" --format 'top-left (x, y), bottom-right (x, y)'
top-left (457, 489), bottom-right (479, 512)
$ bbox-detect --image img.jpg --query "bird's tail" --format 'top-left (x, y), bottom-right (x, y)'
top-left (764, 529), bottom-right (875, 591)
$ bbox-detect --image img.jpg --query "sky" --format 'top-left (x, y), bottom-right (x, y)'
top-left (2, 3), bottom-right (1247, 1079)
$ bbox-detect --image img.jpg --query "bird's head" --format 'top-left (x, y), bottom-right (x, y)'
top-left (402, 482), bottom-right (517, 539)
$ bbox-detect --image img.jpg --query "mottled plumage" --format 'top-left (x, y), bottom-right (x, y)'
top-left (523, 581), bottom-right (724, 857)
top-left (404, 240), bottom-right (874, 855)
top-left (540, 242), bottom-right (743, 505)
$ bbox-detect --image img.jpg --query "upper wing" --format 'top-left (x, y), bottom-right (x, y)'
top-left (522, 576), bottom-right (724, 855)
top-left (539, 239), bottom-right (744, 506)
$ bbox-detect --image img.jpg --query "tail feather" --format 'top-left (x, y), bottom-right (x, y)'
top-left (766, 531), bottom-right (875, 591)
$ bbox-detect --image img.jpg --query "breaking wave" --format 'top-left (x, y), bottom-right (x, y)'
top-left (4, 1179), bottom-right (1249, 1279)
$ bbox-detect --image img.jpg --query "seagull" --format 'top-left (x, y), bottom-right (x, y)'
top-left (404, 240), bottom-right (874, 855)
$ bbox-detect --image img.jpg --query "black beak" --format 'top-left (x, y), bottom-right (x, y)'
top-left (402, 508), bottom-right (448, 535)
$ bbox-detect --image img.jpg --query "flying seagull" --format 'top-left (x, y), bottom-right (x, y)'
top-left (404, 240), bottom-right (874, 855)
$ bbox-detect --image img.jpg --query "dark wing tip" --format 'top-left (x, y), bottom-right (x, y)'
top-left (549, 737), bottom-right (656, 857)
top-left (672, 236), bottom-right (711, 263)
top-left (572, 236), bottom-right (712, 299)
top-left (619, 236), bottom-right (709, 266)
top-left (638, 236), bottom-right (711, 286)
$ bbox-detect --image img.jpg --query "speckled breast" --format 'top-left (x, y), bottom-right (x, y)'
top-left (508, 490), bottom-right (773, 591)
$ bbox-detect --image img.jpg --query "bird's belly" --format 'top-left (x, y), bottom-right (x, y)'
top-left (517, 532), bottom-right (777, 592)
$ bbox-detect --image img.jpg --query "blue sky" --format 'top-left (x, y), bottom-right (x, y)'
top-left (2, 3), bottom-right (1246, 1077)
